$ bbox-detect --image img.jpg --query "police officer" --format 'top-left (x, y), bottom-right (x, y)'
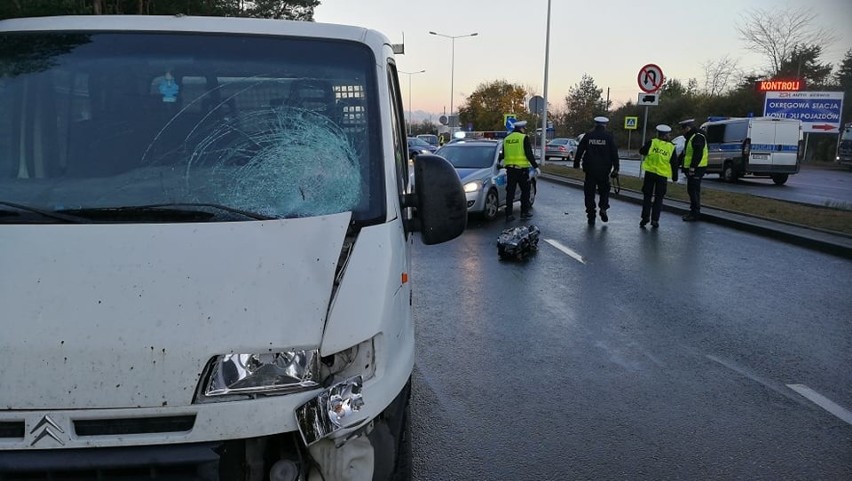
top-left (502, 120), bottom-right (540, 221)
top-left (574, 116), bottom-right (619, 225)
top-left (678, 119), bottom-right (708, 221)
top-left (638, 124), bottom-right (678, 228)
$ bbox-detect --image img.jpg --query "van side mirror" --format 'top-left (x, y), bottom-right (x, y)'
top-left (404, 154), bottom-right (466, 245)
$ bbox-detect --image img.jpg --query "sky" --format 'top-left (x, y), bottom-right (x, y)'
top-left (314, 0), bottom-right (852, 122)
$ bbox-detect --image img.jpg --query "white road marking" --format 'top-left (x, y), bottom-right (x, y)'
top-left (787, 384), bottom-right (852, 426)
top-left (544, 239), bottom-right (585, 264)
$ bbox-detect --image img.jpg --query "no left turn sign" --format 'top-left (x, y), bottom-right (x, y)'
top-left (638, 64), bottom-right (664, 93)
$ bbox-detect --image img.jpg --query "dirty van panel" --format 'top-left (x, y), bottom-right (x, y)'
top-left (0, 32), bottom-right (384, 222)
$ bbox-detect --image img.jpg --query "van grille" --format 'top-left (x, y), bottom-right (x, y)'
top-left (0, 442), bottom-right (220, 481)
top-left (74, 415), bottom-right (196, 436)
top-left (0, 421), bottom-right (25, 439)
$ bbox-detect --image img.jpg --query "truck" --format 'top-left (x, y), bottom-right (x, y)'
top-left (700, 117), bottom-right (803, 185)
top-left (0, 15), bottom-right (467, 480)
top-left (837, 121), bottom-right (852, 168)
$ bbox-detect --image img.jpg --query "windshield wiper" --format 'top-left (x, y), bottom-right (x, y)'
top-left (0, 201), bottom-right (85, 223)
top-left (58, 203), bottom-right (274, 222)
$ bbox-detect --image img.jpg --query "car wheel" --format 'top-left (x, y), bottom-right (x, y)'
top-left (771, 174), bottom-right (788, 185)
top-left (528, 180), bottom-right (537, 206)
top-left (482, 189), bottom-right (499, 221)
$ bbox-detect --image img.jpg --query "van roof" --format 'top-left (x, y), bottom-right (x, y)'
top-left (701, 116), bottom-right (802, 126)
top-left (0, 15), bottom-right (390, 51)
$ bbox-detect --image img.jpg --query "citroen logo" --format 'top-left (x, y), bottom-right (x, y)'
top-left (30, 415), bottom-right (65, 446)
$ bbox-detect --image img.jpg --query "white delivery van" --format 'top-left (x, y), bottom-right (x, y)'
top-left (701, 117), bottom-right (803, 185)
top-left (0, 15), bottom-right (467, 480)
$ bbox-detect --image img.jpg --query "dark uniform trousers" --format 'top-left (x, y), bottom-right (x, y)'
top-left (641, 172), bottom-right (668, 222)
top-left (583, 173), bottom-right (610, 218)
top-left (505, 166), bottom-right (531, 217)
top-left (686, 167), bottom-right (707, 215)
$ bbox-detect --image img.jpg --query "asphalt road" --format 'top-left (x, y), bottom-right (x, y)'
top-left (549, 157), bottom-right (852, 210)
top-left (409, 180), bottom-right (852, 481)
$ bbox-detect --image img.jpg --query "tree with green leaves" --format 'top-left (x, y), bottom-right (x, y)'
top-left (775, 44), bottom-right (834, 87)
top-left (562, 74), bottom-right (606, 137)
top-left (409, 119), bottom-right (439, 137)
top-left (835, 49), bottom-right (852, 125)
top-left (457, 80), bottom-right (528, 131)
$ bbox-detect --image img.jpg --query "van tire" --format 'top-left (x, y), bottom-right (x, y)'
top-left (771, 174), bottom-right (789, 185)
top-left (722, 162), bottom-right (737, 183)
top-left (391, 401), bottom-right (412, 481)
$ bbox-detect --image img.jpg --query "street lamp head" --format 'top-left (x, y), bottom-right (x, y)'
top-left (470, 33), bottom-right (479, 37)
top-left (428, 31), bottom-right (437, 35)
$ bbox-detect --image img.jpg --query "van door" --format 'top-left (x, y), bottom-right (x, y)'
top-left (748, 120), bottom-right (776, 170)
top-left (772, 120), bottom-right (800, 171)
top-left (704, 123), bottom-right (726, 172)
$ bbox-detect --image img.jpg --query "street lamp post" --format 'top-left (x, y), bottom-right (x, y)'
top-left (399, 69), bottom-right (426, 135)
top-left (540, 0), bottom-right (552, 165)
top-left (429, 31), bottom-right (478, 133)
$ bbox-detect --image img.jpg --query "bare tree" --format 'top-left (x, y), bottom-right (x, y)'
top-left (702, 55), bottom-right (742, 96)
top-left (736, 5), bottom-right (836, 75)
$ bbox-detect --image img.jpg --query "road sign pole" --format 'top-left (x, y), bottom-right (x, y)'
top-left (628, 131), bottom-right (632, 151)
top-left (641, 106), bottom-right (649, 146)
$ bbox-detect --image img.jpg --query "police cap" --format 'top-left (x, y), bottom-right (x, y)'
top-left (513, 120), bottom-right (528, 129)
top-left (656, 124), bottom-right (672, 133)
top-left (678, 118), bottom-right (695, 127)
top-left (594, 116), bottom-right (609, 124)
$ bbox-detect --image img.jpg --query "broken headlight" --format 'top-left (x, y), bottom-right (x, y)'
top-left (198, 350), bottom-right (320, 400)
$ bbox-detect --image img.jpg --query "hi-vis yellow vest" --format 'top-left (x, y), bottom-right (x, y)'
top-left (642, 138), bottom-right (675, 178)
top-left (503, 132), bottom-right (531, 168)
top-left (684, 132), bottom-right (708, 168)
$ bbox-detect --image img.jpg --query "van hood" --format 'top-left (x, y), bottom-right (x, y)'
top-left (0, 213), bottom-right (350, 409)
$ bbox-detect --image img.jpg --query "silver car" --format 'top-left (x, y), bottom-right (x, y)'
top-left (544, 137), bottom-right (577, 161)
top-left (435, 139), bottom-right (538, 221)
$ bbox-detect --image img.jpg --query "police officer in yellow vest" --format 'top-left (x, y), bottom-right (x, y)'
top-left (638, 124), bottom-right (679, 228)
top-left (502, 120), bottom-right (540, 221)
top-left (678, 119), bottom-right (708, 221)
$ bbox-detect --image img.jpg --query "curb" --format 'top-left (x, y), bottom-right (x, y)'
top-left (539, 173), bottom-right (852, 260)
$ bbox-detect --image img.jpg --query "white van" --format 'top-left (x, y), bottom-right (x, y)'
top-left (0, 15), bottom-right (466, 480)
top-left (701, 117), bottom-right (803, 185)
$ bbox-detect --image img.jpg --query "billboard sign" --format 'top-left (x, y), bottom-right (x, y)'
top-left (763, 91), bottom-right (844, 133)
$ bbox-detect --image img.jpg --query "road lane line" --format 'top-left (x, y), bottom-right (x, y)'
top-left (544, 239), bottom-right (585, 264)
top-left (787, 384), bottom-right (852, 426)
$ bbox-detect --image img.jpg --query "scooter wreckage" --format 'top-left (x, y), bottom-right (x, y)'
top-left (497, 224), bottom-right (540, 261)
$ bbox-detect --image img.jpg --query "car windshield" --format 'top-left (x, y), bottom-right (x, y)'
top-left (436, 144), bottom-right (497, 169)
top-left (548, 138), bottom-right (569, 146)
top-left (0, 32), bottom-right (383, 223)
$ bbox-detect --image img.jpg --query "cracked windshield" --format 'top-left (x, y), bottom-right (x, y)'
top-left (0, 32), bottom-right (381, 222)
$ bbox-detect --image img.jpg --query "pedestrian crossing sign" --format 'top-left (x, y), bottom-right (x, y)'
top-left (624, 116), bottom-right (638, 130)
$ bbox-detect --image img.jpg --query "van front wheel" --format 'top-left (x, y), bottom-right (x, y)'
top-left (771, 174), bottom-right (789, 185)
top-left (722, 162), bottom-right (738, 183)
